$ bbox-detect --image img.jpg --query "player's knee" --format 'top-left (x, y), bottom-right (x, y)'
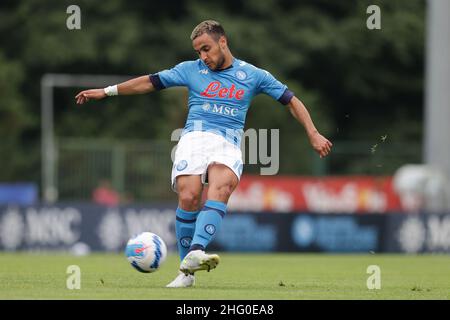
top-left (178, 190), bottom-right (201, 211)
top-left (208, 183), bottom-right (235, 202)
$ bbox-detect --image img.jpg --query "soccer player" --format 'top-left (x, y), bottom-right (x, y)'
top-left (75, 20), bottom-right (332, 287)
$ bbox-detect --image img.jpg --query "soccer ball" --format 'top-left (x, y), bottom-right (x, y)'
top-left (125, 232), bottom-right (167, 273)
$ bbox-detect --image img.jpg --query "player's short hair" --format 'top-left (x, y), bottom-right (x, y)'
top-left (190, 20), bottom-right (226, 41)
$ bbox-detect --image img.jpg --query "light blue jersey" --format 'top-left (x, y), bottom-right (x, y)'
top-left (150, 58), bottom-right (294, 145)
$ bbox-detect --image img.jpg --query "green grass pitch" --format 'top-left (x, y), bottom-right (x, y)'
top-left (1, 253), bottom-right (449, 299)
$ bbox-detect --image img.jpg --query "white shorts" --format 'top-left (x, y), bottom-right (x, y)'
top-left (171, 131), bottom-right (243, 192)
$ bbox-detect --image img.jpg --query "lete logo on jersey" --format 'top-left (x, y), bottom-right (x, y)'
top-left (200, 81), bottom-right (245, 100)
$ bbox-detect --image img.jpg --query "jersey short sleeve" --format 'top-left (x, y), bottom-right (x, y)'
top-left (256, 68), bottom-right (294, 105)
top-left (153, 61), bottom-right (192, 89)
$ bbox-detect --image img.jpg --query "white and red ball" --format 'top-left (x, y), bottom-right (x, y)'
top-left (125, 232), bottom-right (167, 273)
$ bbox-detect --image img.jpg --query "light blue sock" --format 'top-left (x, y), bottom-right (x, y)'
top-left (175, 207), bottom-right (199, 261)
top-left (190, 200), bottom-right (227, 251)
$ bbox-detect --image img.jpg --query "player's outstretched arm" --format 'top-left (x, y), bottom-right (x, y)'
top-left (75, 75), bottom-right (155, 105)
top-left (287, 96), bottom-right (333, 158)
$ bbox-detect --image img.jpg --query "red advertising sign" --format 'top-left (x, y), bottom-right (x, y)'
top-left (228, 175), bottom-right (402, 213)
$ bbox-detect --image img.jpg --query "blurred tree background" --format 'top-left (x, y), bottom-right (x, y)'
top-left (0, 0), bottom-right (425, 200)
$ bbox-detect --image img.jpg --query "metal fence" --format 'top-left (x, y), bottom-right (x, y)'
top-left (57, 138), bottom-right (177, 202)
top-left (56, 138), bottom-right (422, 202)
top-left (320, 141), bottom-right (422, 176)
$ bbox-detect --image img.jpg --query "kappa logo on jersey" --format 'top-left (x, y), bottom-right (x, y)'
top-left (200, 81), bottom-right (245, 100)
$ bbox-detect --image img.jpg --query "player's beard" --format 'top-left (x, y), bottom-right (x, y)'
top-left (213, 51), bottom-right (226, 70)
